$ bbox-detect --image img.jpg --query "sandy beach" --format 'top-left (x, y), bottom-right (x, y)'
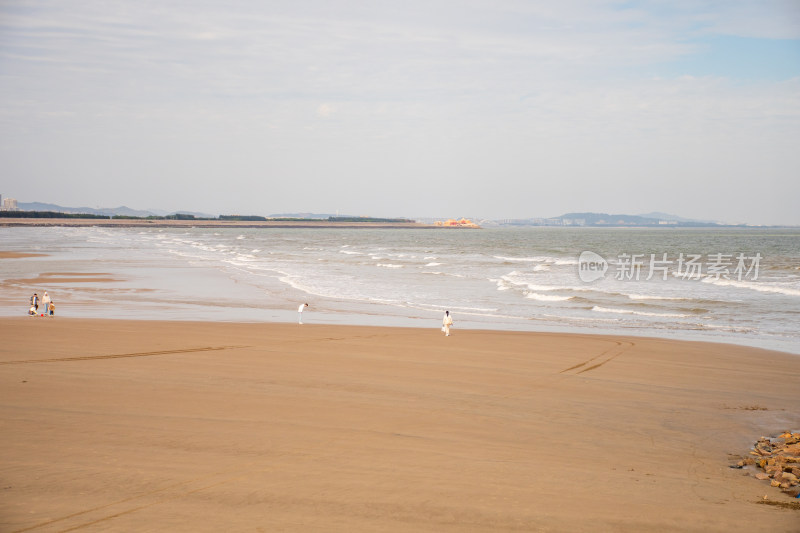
top-left (1, 317), bottom-right (798, 532)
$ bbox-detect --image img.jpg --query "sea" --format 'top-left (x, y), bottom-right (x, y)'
top-left (2, 226), bottom-right (799, 354)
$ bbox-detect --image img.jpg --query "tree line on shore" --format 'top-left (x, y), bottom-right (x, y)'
top-left (0, 211), bottom-right (415, 223)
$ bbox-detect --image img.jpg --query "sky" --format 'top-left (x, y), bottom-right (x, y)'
top-left (1, 1), bottom-right (799, 224)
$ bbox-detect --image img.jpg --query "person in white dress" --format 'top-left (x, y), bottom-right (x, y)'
top-left (442, 310), bottom-right (453, 336)
top-left (298, 303), bottom-right (308, 324)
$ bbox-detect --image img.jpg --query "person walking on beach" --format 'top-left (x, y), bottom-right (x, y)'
top-left (298, 303), bottom-right (308, 324)
top-left (442, 310), bottom-right (453, 336)
top-left (31, 293), bottom-right (38, 313)
top-left (42, 292), bottom-right (51, 317)
top-left (49, 300), bottom-right (55, 316)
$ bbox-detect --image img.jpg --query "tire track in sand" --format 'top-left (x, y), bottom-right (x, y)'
top-left (9, 464), bottom-right (265, 533)
top-left (559, 340), bottom-right (634, 375)
top-left (0, 345), bottom-right (249, 365)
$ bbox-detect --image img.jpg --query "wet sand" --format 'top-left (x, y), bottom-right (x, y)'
top-left (0, 252), bottom-right (48, 259)
top-left (1, 318), bottom-right (798, 532)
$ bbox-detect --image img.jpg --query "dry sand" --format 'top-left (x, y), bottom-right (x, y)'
top-left (1, 318), bottom-right (798, 532)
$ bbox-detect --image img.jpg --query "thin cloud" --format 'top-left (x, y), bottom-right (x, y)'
top-left (0, 1), bottom-right (798, 224)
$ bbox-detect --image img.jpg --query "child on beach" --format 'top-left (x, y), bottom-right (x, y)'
top-left (49, 301), bottom-right (55, 316)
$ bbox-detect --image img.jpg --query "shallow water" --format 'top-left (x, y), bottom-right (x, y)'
top-left (2, 226), bottom-right (799, 353)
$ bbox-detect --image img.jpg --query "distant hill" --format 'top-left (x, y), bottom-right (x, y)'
top-left (267, 212), bottom-right (338, 220)
top-left (17, 202), bottom-right (213, 219)
top-left (267, 212), bottom-right (361, 219)
top-left (637, 212), bottom-right (721, 225)
top-left (558, 212), bottom-right (661, 225)
top-left (496, 212), bottom-right (731, 227)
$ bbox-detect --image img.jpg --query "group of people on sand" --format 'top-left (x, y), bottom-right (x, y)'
top-left (28, 291), bottom-right (55, 317)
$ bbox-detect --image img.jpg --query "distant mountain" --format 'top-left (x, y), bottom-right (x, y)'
top-left (268, 212), bottom-right (356, 219)
top-left (19, 202), bottom-right (156, 217)
top-left (637, 212), bottom-right (721, 225)
top-left (168, 209), bottom-right (217, 218)
top-left (17, 202), bottom-right (214, 218)
top-left (495, 212), bottom-right (731, 227)
top-left (558, 212), bottom-right (662, 225)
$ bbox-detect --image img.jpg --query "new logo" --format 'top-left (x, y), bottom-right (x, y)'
top-left (578, 251), bottom-right (608, 282)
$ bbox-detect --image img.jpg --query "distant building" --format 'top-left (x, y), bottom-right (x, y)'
top-left (1, 197), bottom-right (18, 211)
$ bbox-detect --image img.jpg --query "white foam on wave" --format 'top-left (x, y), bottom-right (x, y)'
top-left (497, 276), bottom-right (591, 294)
top-left (426, 262), bottom-right (442, 267)
top-left (424, 271), bottom-right (466, 278)
top-left (592, 306), bottom-right (690, 318)
top-left (494, 255), bottom-right (567, 263)
top-left (626, 293), bottom-right (688, 301)
top-left (701, 277), bottom-right (800, 297)
top-left (340, 250), bottom-right (362, 255)
top-left (377, 263), bottom-right (403, 269)
top-left (526, 293), bottom-right (573, 302)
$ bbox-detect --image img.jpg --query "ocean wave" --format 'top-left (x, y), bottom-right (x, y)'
top-left (493, 255), bottom-right (574, 264)
top-left (626, 293), bottom-right (689, 301)
top-left (701, 277), bottom-right (800, 297)
top-left (424, 271), bottom-right (466, 278)
top-left (498, 276), bottom-right (591, 293)
top-left (426, 262), bottom-right (443, 267)
top-left (525, 293), bottom-right (573, 302)
top-left (692, 323), bottom-right (755, 333)
top-left (376, 263), bottom-right (403, 269)
top-left (407, 302), bottom-right (499, 314)
top-left (493, 255), bottom-right (546, 262)
top-left (591, 306), bottom-right (690, 318)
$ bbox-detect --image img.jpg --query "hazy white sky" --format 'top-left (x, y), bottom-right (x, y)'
top-left (1, 1), bottom-right (799, 223)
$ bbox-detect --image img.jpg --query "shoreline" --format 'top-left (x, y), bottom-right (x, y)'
top-left (2, 254), bottom-right (798, 355)
top-left (13, 310), bottom-right (800, 357)
top-left (2, 225), bottom-right (798, 356)
top-left (1, 317), bottom-right (798, 531)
